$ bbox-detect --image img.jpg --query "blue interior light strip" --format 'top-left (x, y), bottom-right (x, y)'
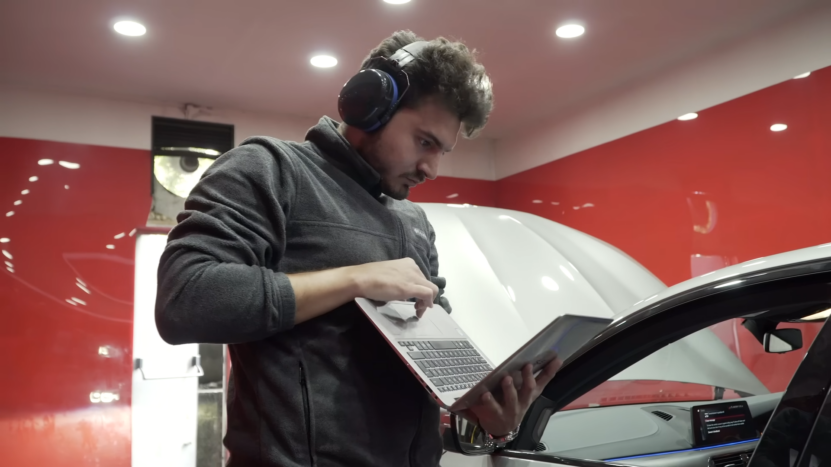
top-left (604, 438), bottom-right (759, 462)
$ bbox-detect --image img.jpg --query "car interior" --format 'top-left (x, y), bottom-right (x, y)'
top-left (447, 267), bottom-right (831, 467)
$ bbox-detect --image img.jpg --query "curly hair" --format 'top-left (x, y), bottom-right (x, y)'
top-left (360, 30), bottom-right (494, 139)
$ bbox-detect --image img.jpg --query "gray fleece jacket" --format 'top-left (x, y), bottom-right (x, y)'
top-left (155, 116), bottom-right (450, 467)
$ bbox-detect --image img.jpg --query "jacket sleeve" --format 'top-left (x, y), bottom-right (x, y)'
top-left (426, 219), bottom-right (452, 314)
top-left (155, 142), bottom-right (298, 345)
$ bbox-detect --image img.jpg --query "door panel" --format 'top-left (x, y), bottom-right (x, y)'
top-left (132, 233), bottom-right (200, 467)
top-left (749, 315), bottom-right (831, 467)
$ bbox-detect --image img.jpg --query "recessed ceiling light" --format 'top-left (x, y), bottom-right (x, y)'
top-left (678, 113), bottom-right (698, 121)
top-left (114, 20), bottom-right (146, 37)
top-left (770, 123), bottom-right (788, 132)
top-left (383, 0), bottom-right (411, 3)
top-left (310, 55), bottom-right (338, 68)
top-left (793, 72), bottom-right (811, 79)
top-left (556, 24), bottom-right (585, 39)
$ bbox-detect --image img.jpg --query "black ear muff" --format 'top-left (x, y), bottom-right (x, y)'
top-left (337, 41), bottom-right (428, 132)
top-left (338, 68), bottom-right (400, 132)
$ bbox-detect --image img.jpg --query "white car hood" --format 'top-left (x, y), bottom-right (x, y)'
top-left (421, 203), bottom-right (768, 395)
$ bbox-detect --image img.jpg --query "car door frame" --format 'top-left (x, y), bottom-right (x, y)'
top-left (499, 257), bottom-right (831, 458)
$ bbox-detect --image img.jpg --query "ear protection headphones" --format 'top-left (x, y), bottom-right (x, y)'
top-left (337, 41), bottom-right (429, 132)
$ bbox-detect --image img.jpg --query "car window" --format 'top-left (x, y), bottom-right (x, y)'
top-left (536, 314), bottom-right (826, 461)
top-left (501, 266), bottom-right (831, 465)
top-left (560, 320), bottom-right (824, 411)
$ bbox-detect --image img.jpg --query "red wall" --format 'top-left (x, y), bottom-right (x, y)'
top-left (496, 66), bottom-right (831, 286)
top-left (0, 138), bottom-right (150, 466)
top-left (409, 175), bottom-right (497, 207)
top-left (495, 65), bottom-right (831, 393)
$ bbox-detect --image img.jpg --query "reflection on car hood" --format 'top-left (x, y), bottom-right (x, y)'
top-left (611, 328), bottom-right (769, 396)
top-left (420, 203), bottom-right (665, 365)
top-left (420, 203), bottom-right (766, 394)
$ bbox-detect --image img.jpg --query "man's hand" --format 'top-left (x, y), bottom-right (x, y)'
top-left (459, 359), bottom-right (562, 437)
top-left (350, 258), bottom-right (439, 317)
top-left (288, 258), bottom-right (438, 325)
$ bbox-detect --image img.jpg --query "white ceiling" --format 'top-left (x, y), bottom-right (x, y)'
top-left (0, 0), bottom-right (822, 138)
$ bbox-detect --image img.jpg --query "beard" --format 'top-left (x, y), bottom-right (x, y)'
top-left (356, 132), bottom-right (422, 201)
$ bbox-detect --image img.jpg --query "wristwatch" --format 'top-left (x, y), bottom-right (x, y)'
top-left (482, 424), bottom-right (520, 449)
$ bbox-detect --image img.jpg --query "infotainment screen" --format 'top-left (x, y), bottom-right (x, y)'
top-left (691, 401), bottom-right (757, 447)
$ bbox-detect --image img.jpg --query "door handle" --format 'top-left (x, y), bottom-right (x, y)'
top-left (134, 356), bottom-right (204, 380)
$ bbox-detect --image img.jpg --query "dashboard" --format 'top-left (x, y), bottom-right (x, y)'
top-left (539, 393), bottom-right (781, 467)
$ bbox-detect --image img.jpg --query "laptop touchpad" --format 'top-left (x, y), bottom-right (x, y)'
top-left (376, 304), bottom-right (442, 338)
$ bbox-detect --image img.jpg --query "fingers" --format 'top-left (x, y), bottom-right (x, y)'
top-left (421, 278), bottom-right (439, 302)
top-left (502, 375), bottom-right (519, 412)
top-left (518, 364), bottom-right (537, 405)
top-left (410, 284), bottom-right (436, 307)
top-left (414, 299), bottom-right (427, 318)
top-left (533, 358), bottom-right (562, 390)
top-left (478, 391), bottom-right (503, 419)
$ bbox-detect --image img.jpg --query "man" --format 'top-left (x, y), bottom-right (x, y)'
top-left (156, 30), bottom-right (560, 467)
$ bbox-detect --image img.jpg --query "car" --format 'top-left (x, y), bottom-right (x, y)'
top-left (418, 203), bottom-right (831, 467)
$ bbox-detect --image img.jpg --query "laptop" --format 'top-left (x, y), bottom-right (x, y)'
top-left (355, 298), bottom-right (612, 412)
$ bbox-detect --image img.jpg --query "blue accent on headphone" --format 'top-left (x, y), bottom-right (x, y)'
top-left (365, 71), bottom-right (400, 132)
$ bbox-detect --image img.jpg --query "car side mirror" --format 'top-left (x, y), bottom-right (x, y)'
top-left (764, 329), bottom-right (803, 353)
top-left (442, 412), bottom-right (496, 456)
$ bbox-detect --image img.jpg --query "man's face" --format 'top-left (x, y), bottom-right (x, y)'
top-left (356, 98), bottom-right (461, 200)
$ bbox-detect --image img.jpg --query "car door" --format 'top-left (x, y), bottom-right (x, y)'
top-left (748, 310), bottom-right (831, 467)
top-left (466, 256), bottom-right (831, 467)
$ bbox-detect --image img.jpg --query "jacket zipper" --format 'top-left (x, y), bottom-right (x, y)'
top-left (300, 363), bottom-right (315, 466)
top-left (393, 216), bottom-right (407, 259)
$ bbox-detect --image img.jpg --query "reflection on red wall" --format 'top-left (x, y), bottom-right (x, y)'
top-left (496, 65), bottom-right (831, 393)
top-left (0, 137), bottom-right (150, 466)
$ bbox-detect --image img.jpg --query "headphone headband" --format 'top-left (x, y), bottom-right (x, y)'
top-left (387, 41), bottom-right (429, 69)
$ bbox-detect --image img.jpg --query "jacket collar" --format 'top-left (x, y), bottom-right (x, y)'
top-left (306, 116), bottom-right (382, 197)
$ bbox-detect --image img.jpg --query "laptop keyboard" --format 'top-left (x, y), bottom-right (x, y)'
top-left (398, 340), bottom-right (493, 393)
